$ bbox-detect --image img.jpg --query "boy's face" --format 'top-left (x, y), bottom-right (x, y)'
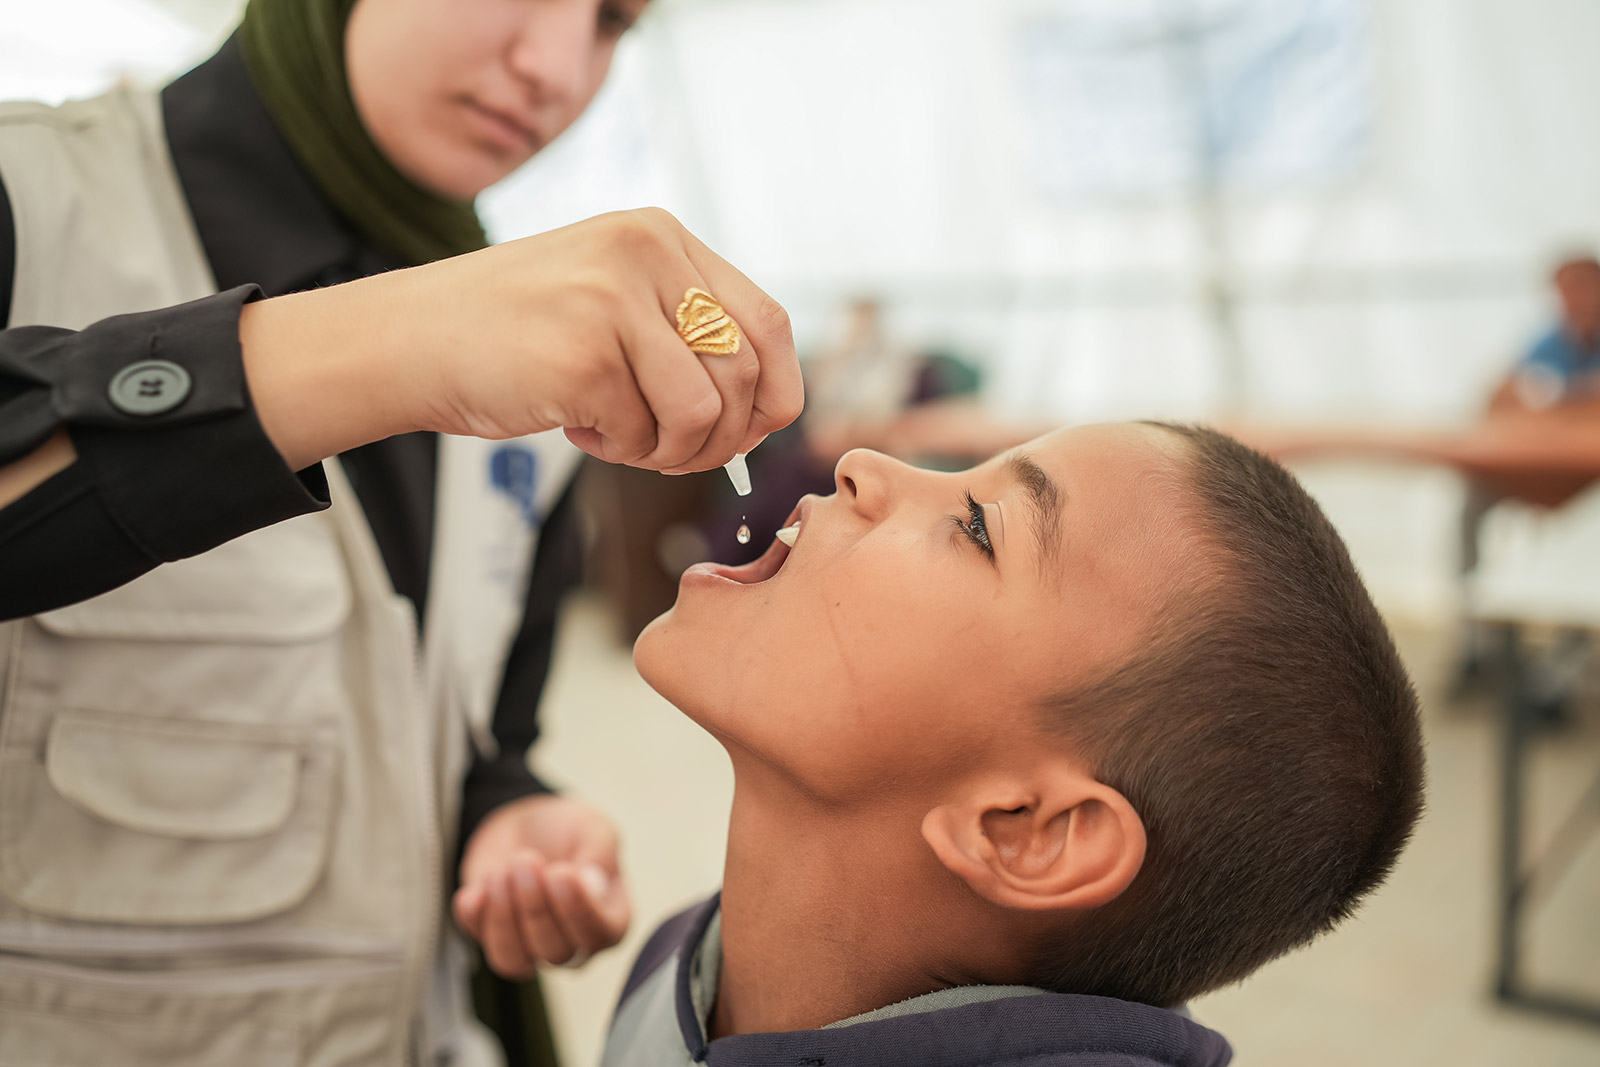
top-left (634, 423), bottom-right (1207, 802)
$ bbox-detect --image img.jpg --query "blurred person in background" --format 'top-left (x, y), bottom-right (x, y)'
top-left (803, 296), bottom-right (920, 462)
top-left (698, 296), bottom-right (1021, 574)
top-left (802, 295), bottom-right (1025, 471)
top-left (0, 0), bottom-right (804, 1064)
top-left (1487, 255), bottom-right (1600, 418)
top-left (1455, 254), bottom-right (1600, 696)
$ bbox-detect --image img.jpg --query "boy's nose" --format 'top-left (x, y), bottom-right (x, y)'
top-left (834, 448), bottom-right (903, 522)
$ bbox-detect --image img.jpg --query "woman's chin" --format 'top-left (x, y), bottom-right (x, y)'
top-left (392, 141), bottom-right (512, 203)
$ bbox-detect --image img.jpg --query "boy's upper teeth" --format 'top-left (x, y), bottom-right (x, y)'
top-left (775, 524), bottom-right (800, 547)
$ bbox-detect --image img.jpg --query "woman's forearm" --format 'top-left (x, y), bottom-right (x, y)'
top-left (0, 428), bottom-right (75, 509)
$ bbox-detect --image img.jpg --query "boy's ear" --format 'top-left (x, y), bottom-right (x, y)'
top-left (921, 768), bottom-right (1146, 913)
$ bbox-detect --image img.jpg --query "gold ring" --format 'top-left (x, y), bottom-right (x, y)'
top-left (675, 288), bottom-right (743, 355)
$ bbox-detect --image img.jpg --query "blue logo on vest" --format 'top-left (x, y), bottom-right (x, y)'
top-left (489, 445), bottom-right (540, 527)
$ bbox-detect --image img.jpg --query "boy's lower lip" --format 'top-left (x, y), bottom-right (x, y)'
top-left (681, 562), bottom-right (743, 588)
top-left (680, 537), bottom-right (792, 588)
top-left (679, 561), bottom-right (784, 592)
top-left (680, 557), bottom-right (782, 586)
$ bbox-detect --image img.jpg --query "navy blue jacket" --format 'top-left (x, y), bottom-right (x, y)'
top-left (608, 896), bottom-right (1233, 1067)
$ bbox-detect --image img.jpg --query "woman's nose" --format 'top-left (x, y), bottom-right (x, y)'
top-left (508, 5), bottom-right (597, 107)
top-left (834, 448), bottom-right (907, 521)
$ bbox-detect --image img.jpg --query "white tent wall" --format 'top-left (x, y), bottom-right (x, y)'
top-left (485, 0), bottom-right (1600, 619)
top-left (597, 0), bottom-right (1600, 426)
top-left (5, 0), bottom-right (1598, 616)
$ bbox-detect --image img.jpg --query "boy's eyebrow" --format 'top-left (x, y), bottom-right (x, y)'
top-left (1005, 453), bottom-right (1064, 567)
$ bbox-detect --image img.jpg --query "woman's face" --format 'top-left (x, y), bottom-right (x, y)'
top-left (634, 424), bottom-right (1208, 803)
top-left (345, 0), bottom-right (648, 201)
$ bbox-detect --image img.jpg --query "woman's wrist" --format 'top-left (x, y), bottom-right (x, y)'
top-left (0, 429), bottom-right (76, 510)
top-left (239, 274), bottom-right (421, 470)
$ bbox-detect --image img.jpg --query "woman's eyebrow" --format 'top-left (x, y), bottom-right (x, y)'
top-left (1005, 454), bottom-right (1064, 568)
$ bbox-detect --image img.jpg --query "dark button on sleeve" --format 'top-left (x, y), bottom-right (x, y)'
top-left (1, 286), bottom-right (329, 613)
top-left (36, 286), bottom-right (259, 432)
top-left (107, 359), bottom-right (192, 415)
top-left (63, 287), bottom-right (330, 562)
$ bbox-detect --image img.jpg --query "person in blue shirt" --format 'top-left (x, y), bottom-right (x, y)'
top-left (1491, 256), bottom-right (1600, 414)
top-left (1455, 255), bottom-right (1600, 698)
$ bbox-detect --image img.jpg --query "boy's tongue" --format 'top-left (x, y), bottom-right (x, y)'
top-left (701, 530), bottom-right (794, 585)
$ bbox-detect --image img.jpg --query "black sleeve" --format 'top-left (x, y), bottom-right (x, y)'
top-left (1, 170), bottom-right (15, 328)
top-left (0, 286), bottom-right (329, 620)
top-left (456, 476), bottom-right (587, 848)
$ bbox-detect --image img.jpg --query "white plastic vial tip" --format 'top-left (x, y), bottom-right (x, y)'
top-left (775, 524), bottom-right (800, 547)
top-left (724, 453), bottom-right (752, 496)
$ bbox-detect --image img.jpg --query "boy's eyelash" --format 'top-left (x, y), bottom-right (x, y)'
top-left (949, 490), bottom-right (995, 562)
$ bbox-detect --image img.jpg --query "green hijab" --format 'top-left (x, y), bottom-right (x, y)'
top-left (236, 0), bottom-right (488, 265)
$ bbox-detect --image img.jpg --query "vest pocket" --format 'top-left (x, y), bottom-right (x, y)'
top-left (0, 953), bottom-right (406, 1067)
top-left (0, 710), bottom-right (339, 925)
top-left (47, 712), bottom-right (301, 840)
top-left (0, 511), bottom-right (353, 928)
top-left (0, 999), bottom-right (296, 1067)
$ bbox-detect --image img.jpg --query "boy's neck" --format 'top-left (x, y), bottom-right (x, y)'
top-left (710, 771), bottom-right (1003, 1039)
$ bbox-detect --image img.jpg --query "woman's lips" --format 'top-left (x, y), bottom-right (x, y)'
top-left (463, 98), bottom-right (540, 151)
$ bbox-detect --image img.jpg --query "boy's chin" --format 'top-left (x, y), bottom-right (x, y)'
top-left (631, 613), bottom-right (677, 697)
top-left (632, 612), bottom-right (717, 723)
top-left (634, 617), bottom-right (774, 763)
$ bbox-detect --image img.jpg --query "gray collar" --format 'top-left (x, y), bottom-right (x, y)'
top-left (688, 910), bottom-right (1052, 1034)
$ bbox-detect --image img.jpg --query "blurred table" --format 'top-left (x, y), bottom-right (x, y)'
top-left (1238, 416), bottom-right (1600, 508)
top-left (1240, 416), bottom-right (1600, 1027)
top-left (1474, 603), bottom-right (1600, 1028)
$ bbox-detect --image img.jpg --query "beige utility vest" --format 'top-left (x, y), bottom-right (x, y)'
top-left (0, 88), bottom-right (580, 1065)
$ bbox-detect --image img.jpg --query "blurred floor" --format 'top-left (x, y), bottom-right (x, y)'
top-left (530, 593), bottom-right (1600, 1067)
top-left (528, 593), bottom-right (732, 1067)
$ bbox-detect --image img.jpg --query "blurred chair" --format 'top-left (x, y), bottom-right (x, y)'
top-left (1467, 486), bottom-right (1600, 1027)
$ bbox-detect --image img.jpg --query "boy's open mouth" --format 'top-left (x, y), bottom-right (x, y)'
top-left (683, 500), bottom-right (808, 586)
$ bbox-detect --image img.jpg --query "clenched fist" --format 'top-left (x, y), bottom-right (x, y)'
top-left (241, 208), bottom-right (803, 473)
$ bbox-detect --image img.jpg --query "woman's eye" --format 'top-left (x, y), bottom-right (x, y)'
top-left (951, 491), bottom-right (994, 561)
top-left (598, 4), bottom-right (637, 36)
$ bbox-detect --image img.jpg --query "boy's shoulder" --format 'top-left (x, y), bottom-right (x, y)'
top-left (617, 893), bottom-right (720, 1011)
top-left (604, 896), bottom-right (1233, 1067)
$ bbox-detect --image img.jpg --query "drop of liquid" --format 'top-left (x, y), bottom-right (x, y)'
top-left (736, 523), bottom-right (751, 545)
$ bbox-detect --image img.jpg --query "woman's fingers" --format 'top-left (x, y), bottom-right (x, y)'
top-left (452, 883), bottom-right (487, 942)
top-left (666, 339), bottom-right (761, 475)
top-left (621, 305), bottom-right (726, 470)
top-left (677, 225), bottom-right (803, 452)
top-left (508, 860), bottom-right (579, 966)
top-left (478, 875), bottom-right (537, 979)
top-left (459, 865), bottom-right (585, 977)
top-left (373, 207), bottom-right (801, 473)
top-left (592, 272), bottom-right (764, 474)
top-left (544, 863), bottom-right (632, 964)
top-left (565, 354), bottom-right (658, 466)
top-left (590, 209), bottom-right (794, 472)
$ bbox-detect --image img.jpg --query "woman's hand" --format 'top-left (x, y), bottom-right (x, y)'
top-left (242, 208), bottom-right (802, 472)
top-left (452, 793), bottom-right (631, 978)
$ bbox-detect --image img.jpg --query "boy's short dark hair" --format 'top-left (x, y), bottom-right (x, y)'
top-left (1029, 423), bottom-right (1424, 1007)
